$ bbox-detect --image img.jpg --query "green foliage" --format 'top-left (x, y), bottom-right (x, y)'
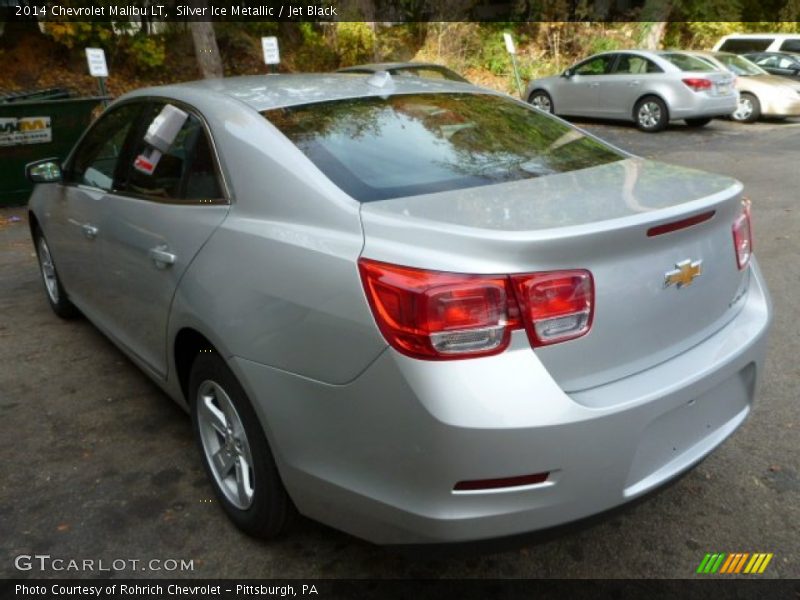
top-left (587, 35), bottom-right (621, 55)
top-left (42, 22), bottom-right (114, 49)
top-left (335, 22), bottom-right (376, 66)
top-left (293, 23), bottom-right (338, 71)
top-left (123, 35), bottom-right (166, 71)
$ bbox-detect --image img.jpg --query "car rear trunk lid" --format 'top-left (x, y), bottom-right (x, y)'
top-left (359, 158), bottom-right (749, 391)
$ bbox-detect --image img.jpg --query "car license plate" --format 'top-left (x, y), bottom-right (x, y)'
top-left (717, 83), bottom-right (731, 95)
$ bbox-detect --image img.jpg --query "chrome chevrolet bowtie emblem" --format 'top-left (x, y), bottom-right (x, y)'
top-left (664, 259), bottom-right (702, 289)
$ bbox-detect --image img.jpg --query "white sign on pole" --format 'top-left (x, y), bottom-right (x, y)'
top-left (503, 33), bottom-right (516, 55)
top-left (261, 37), bottom-right (280, 65)
top-left (85, 48), bottom-right (109, 77)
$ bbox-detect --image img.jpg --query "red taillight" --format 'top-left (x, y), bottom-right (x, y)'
top-left (682, 78), bottom-right (713, 92)
top-left (732, 199), bottom-right (753, 270)
top-left (511, 270), bottom-right (594, 346)
top-left (357, 259), bottom-right (520, 360)
top-left (358, 259), bottom-right (593, 359)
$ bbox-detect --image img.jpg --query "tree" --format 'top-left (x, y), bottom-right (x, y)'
top-left (190, 2), bottom-right (223, 79)
top-left (639, 0), bottom-right (672, 50)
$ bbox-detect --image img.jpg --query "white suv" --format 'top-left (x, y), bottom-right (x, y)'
top-left (714, 33), bottom-right (800, 54)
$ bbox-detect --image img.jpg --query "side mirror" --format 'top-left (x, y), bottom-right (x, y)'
top-left (562, 69), bottom-right (574, 78)
top-left (26, 159), bottom-right (62, 184)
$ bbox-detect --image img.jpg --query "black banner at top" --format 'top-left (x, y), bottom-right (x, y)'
top-left (2, 0), bottom-right (799, 22)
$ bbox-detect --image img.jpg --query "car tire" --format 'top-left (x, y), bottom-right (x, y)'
top-left (732, 92), bottom-right (760, 123)
top-left (33, 227), bottom-right (79, 319)
top-left (190, 350), bottom-right (295, 539)
top-left (528, 90), bottom-right (554, 114)
top-left (684, 117), bottom-right (712, 128)
top-left (634, 96), bottom-right (668, 132)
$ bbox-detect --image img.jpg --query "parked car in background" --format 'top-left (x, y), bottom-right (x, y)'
top-left (26, 74), bottom-right (770, 544)
top-left (524, 50), bottom-right (737, 132)
top-left (743, 51), bottom-right (800, 81)
top-left (338, 62), bottom-right (468, 83)
top-left (714, 33), bottom-right (800, 55)
top-left (684, 50), bottom-right (800, 122)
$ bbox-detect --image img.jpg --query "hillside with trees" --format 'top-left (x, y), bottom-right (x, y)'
top-left (2, 19), bottom-right (800, 98)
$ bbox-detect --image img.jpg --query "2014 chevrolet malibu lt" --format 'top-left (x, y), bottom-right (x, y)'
top-left (26, 74), bottom-right (772, 544)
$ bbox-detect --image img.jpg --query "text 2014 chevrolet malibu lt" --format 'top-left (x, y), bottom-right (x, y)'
top-left (27, 74), bottom-right (771, 543)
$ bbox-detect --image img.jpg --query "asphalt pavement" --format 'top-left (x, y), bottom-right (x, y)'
top-left (1, 117), bottom-right (798, 579)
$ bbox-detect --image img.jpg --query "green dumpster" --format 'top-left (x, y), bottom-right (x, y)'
top-left (0, 90), bottom-right (108, 206)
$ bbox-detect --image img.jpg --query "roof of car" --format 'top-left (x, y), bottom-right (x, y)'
top-left (121, 73), bottom-right (485, 112)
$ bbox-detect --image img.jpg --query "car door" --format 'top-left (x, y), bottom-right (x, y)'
top-left (601, 53), bottom-right (663, 118)
top-left (556, 54), bottom-right (616, 116)
top-left (50, 103), bottom-right (144, 323)
top-left (96, 100), bottom-right (230, 378)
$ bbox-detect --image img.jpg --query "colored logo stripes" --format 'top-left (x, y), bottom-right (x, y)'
top-left (696, 552), bottom-right (773, 574)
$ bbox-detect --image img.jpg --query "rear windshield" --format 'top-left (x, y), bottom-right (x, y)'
top-left (262, 93), bottom-right (624, 202)
top-left (661, 52), bottom-right (719, 72)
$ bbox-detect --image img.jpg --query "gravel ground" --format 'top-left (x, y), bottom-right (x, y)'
top-left (1, 117), bottom-right (798, 579)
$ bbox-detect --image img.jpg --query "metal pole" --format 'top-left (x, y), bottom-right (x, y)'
top-left (510, 54), bottom-right (523, 98)
top-left (97, 77), bottom-right (109, 107)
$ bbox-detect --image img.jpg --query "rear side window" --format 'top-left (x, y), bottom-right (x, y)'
top-left (67, 103), bottom-right (142, 191)
top-left (719, 38), bottom-right (772, 53)
top-left (779, 39), bottom-right (800, 52)
top-left (122, 103), bottom-right (224, 203)
top-left (263, 93), bottom-right (624, 202)
top-left (661, 53), bottom-right (718, 72)
top-left (614, 55), bottom-right (663, 74)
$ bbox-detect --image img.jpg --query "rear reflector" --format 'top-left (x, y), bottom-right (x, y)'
top-left (647, 210), bottom-right (716, 237)
top-left (732, 199), bottom-right (753, 270)
top-left (358, 259), bottom-right (593, 359)
top-left (682, 77), bottom-right (713, 92)
top-left (454, 472), bottom-right (550, 492)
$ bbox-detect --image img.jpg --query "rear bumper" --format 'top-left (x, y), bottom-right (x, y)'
top-left (669, 94), bottom-right (738, 120)
top-left (232, 259), bottom-right (771, 544)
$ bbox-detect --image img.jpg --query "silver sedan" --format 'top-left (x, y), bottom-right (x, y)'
top-left (27, 74), bottom-right (771, 544)
top-left (525, 50), bottom-right (738, 131)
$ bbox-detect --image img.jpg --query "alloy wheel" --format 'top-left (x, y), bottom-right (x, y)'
top-left (733, 97), bottom-right (753, 121)
top-left (531, 94), bottom-right (552, 113)
top-left (37, 236), bottom-right (59, 304)
top-left (638, 102), bottom-right (661, 129)
top-left (196, 379), bottom-right (255, 509)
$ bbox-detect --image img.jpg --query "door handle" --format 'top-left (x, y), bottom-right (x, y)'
top-left (82, 223), bottom-right (98, 240)
top-left (629, 80), bottom-right (642, 86)
top-left (149, 245), bottom-right (177, 269)
top-left (589, 82), bottom-right (600, 88)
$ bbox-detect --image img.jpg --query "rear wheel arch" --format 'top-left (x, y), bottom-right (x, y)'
top-left (174, 327), bottom-right (217, 403)
top-left (632, 92), bottom-right (669, 120)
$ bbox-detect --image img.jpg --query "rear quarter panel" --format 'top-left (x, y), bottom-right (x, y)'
top-left (165, 90), bottom-right (386, 386)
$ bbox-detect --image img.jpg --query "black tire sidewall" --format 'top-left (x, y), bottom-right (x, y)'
top-left (635, 96), bottom-right (668, 132)
top-left (189, 351), bottom-right (293, 538)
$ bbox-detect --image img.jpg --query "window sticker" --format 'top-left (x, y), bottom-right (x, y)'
top-left (133, 147), bottom-right (162, 175)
